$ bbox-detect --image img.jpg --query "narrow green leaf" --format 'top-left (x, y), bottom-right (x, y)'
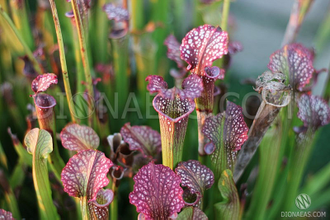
top-left (25, 128), bottom-right (60, 220)
top-left (300, 161), bottom-right (330, 197)
top-left (8, 128), bottom-right (32, 167)
top-left (214, 170), bottom-right (240, 220)
top-left (315, 7), bottom-right (330, 53)
top-left (247, 121), bottom-right (282, 220)
top-left (0, 142), bottom-right (8, 169)
top-left (9, 0), bottom-right (34, 49)
top-left (0, 169), bottom-right (21, 219)
top-left (0, 5), bottom-right (42, 74)
top-left (9, 158), bottom-right (27, 190)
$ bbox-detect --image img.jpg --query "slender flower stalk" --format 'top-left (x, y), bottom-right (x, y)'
top-left (70, 0), bottom-right (94, 123)
top-left (146, 74), bottom-right (203, 169)
top-left (65, 11), bottom-right (87, 124)
top-left (49, 0), bottom-right (78, 123)
top-left (221, 0), bottom-right (231, 32)
top-left (281, 0), bottom-right (314, 46)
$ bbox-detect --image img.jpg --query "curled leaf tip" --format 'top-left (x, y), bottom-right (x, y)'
top-left (31, 73), bottom-right (58, 94)
top-left (89, 189), bottom-right (114, 206)
top-left (88, 189), bottom-right (114, 219)
top-left (129, 162), bottom-right (185, 219)
top-left (24, 128), bottom-right (53, 157)
top-left (204, 66), bottom-right (224, 80)
top-left (175, 160), bottom-right (214, 206)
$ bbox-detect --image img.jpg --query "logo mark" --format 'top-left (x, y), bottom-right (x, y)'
top-left (295, 194), bottom-right (311, 210)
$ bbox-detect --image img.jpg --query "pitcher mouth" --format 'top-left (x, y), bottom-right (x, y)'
top-left (34, 93), bottom-right (56, 109)
top-left (152, 94), bottom-right (195, 123)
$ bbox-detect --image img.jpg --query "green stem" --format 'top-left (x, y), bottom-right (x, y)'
top-left (220, 0), bottom-right (231, 32)
top-left (74, 198), bottom-right (82, 220)
top-left (283, 129), bottom-right (319, 210)
top-left (134, 35), bottom-right (157, 114)
top-left (35, 97), bottom-right (65, 182)
top-left (110, 36), bottom-right (129, 128)
top-left (49, 0), bottom-right (78, 123)
top-left (92, 0), bottom-right (108, 64)
top-left (70, 19), bottom-right (87, 124)
top-left (151, 0), bottom-right (169, 75)
top-left (173, 0), bottom-right (185, 38)
top-left (4, 190), bottom-right (21, 219)
top-left (0, 0), bottom-right (8, 13)
top-left (70, 0), bottom-right (94, 124)
top-left (159, 116), bottom-right (189, 170)
top-left (110, 181), bottom-right (118, 220)
top-left (322, 62), bottom-right (330, 100)
top-left (247, 120), bottom-right (282, 220)
top-left (216, 0), bottom-right (231, 70)
top-left (0, 5), bottom-right (42, 74)
top-left (80, 197), bottom-right (89, 220)
top-left (130, 0), bottom-right (144, 32)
